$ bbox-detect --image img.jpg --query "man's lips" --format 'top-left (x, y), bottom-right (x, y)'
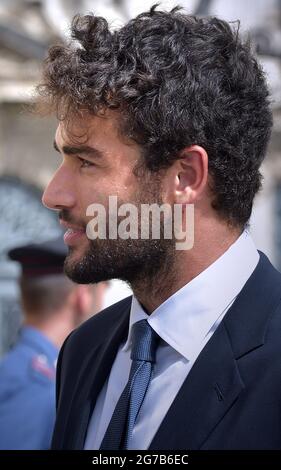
top-left (59, 219), bottom-right (85, 231)
top-left (60, 220), bottom-right (86, 245)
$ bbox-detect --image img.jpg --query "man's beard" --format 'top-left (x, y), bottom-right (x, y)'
top-left (63, 177), bottom-right (175, 287)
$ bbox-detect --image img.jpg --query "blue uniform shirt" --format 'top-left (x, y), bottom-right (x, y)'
top-left (0, 326), bottom-right (58, 449)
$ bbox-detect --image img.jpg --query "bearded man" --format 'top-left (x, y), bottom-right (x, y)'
top-left (39, 6), bottom-right (280, 450)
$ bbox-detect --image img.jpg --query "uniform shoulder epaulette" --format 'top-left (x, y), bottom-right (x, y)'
top-left (29, 354), bottom-right (56, 384)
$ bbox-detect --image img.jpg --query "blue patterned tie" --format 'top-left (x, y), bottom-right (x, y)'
top-left (100, 319), bottom-right (159, 450)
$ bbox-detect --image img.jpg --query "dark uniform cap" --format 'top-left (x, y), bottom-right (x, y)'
top-left (8, 236), bottom-right (67, 278)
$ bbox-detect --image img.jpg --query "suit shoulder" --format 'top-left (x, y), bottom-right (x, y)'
top-left (258, 252), bottom-right (281, 283)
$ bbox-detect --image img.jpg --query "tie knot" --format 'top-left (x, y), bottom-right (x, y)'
top-left (130, 319), bottom-right (159, 363)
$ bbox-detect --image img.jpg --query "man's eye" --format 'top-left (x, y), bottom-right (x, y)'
top-left (78, 157), bottom-right (94, 168)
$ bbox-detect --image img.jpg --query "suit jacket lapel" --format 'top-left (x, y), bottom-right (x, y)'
top-left (65, 301), bottom-right (131, 449)
top-left (150, 252), bottom-right (281, 449)
top-left (149, 322), bottom-right (244, 449)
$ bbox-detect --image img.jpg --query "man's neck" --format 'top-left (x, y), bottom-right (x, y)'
top-left (24, 310), bottom-right (74, 348)
top-left (131, 227), bottom-right (242, 314)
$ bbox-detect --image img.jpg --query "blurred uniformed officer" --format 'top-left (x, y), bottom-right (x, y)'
top-left (0, 237), bottom-right (106, 450)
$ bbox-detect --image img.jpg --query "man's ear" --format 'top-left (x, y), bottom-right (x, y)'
top-left (173, 145), bottom-right (208, 204)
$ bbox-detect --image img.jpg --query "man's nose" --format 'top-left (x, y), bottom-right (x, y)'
top-left (42, 165), bottom-right (76, 210)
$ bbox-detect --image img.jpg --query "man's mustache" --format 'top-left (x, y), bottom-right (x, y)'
top-left (59, 210), bottom-right (86, 230)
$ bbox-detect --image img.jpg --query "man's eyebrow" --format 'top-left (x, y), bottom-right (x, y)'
top-left (53, 140), bottom-right (103, 158)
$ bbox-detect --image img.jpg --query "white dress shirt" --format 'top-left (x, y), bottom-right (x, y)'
top-left (84, 231), bottom-right (259, 449)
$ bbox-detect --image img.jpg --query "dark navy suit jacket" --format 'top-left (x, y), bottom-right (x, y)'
top-left (51, 252), bottom-right (281, 449)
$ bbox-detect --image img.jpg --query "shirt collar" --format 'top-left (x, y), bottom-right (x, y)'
top-left (123, 231), bottom-right (259, 361)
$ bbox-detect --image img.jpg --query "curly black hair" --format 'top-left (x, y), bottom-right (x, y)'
top-left (37, 5), bottom-right (273, 227)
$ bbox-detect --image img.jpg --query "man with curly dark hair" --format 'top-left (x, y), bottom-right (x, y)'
top-left (39, 6), bottom-right (281, 449)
